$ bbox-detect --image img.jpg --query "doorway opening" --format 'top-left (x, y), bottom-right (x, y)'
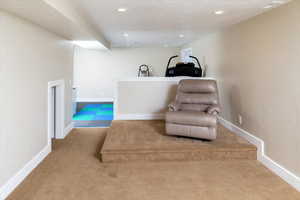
top-left (73, 102), bottom-right (113, 128)
top-left (48, 80), bottom-right (65, 148)
top-left (50, 86), bottom-right (59, 139)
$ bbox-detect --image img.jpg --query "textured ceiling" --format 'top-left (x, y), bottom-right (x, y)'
top-left (73, 0), bottom-right (291, 48)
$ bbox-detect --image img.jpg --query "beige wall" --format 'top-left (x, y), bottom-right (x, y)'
top-left (73, 47), bottom-right (179, 100)
top-left (186, 1), bottom-right (300, 176)
top-left (0, 10), bottom-right (74, 188)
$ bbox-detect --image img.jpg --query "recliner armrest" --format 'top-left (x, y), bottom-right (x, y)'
top-left (207, 105), bottom-right (221, 115)
top-left (168, 101), bottom-right (180, 112)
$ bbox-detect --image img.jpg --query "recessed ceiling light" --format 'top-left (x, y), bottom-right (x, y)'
top-left (123, 33), bottom-right (129, 37)
top-left (263, 4), bottom-right (273, 9)
top-left (215, 10), bottom-right (224, 15)
top-left (117, 8), bottom-right (127, 12)
top-left (179, 34), bottom-right (185, 38)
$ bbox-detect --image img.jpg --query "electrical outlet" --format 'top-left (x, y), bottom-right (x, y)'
top-left (238, 115), bottom-right (243, 125)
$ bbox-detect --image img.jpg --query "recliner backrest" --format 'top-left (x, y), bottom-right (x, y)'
top-left (175, 79), bottom-right (219, 112)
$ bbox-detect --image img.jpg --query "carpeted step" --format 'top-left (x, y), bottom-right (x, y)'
top-left (100, 120), bottom-right (257, 163)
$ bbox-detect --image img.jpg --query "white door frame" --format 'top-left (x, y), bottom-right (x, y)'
top-left (47, 80), bottom-right (65, 147)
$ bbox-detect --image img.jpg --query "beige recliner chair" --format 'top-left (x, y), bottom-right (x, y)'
top-left (165, 79), bottom-right (220, 140)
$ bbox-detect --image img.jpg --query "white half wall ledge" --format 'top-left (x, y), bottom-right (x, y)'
top-left (114, 77), bottom-right (217, 121)
top-left (218, 117), bottom-right (300, 192)
top-left (76, 98), bottom-right (114, 103)
top-left (118, 77), bottom-right (216, 82)
top-left (0, 144), bottom-right (51, 200)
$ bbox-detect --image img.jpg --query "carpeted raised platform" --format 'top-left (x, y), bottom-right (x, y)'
top-left (101, 120), bottom-right (257, 162)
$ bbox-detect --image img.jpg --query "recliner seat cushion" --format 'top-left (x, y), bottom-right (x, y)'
top-left (180, 104), bottom-right (209, 112)
top-left (177, 93), bottom-right (218, 105)
top-left (166, 111), bottom-right (217, 127)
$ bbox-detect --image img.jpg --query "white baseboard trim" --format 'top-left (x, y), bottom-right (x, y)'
top-left (218, 117), bottom-right (264, 160)
top-left (218, 117), bottom-right (300, 192)
top-left (76, 98), bottom-right (114, 103)
top-left (115, 114), bottom-right (165, 120)
top-left (0, 144), bottom-right (51, 200)
top-left (64, 122), bottom-right (74, 138)
top-left (55, 122), bottom-right (74, 139)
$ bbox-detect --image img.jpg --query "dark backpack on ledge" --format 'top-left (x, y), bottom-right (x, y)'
top-left (165, 56), bottom-right (202, 77)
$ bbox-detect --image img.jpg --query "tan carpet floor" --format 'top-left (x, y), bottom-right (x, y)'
top-left (7, 128), bottom-right (300, 200)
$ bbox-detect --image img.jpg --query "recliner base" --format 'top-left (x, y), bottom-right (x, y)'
top-left (166, 123), bottom-right (217, 140)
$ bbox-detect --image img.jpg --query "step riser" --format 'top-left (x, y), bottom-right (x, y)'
top-left (102, 151), bottom-right (257, 163)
